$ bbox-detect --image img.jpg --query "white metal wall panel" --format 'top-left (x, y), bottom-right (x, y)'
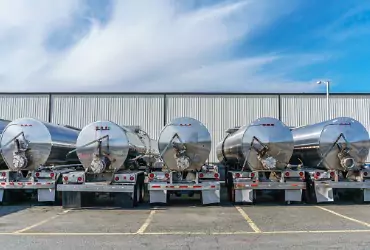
top-left (281, 95), bottom-right (370, 161)
top-left (280, 95), bottom-right (328, 127)
top-left (166, 95), bottom-right (279, 163)
top-left (50, 95), bottom-right (164, 140)
top-left (0, 94), bottom-right (49, 121)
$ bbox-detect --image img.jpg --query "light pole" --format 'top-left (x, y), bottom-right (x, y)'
top-left (317, 80), bottom-right (330, 120)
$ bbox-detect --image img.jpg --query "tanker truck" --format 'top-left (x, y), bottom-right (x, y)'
top-left (217, 117), bottom-right (306, 204)
top-left (290, 117), bottom-right (370, 203)
top-left (57, 121), bottom-right (159, 208)
top-left (0, 118), bottom-right (82, 204)
top-left (147, 117), bottom-right (220, 205)
top-left (0, 119), bottom-right (11, 168)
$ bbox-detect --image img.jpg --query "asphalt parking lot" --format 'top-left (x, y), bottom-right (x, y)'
top-left (1, 201), bottom-right (370, 250)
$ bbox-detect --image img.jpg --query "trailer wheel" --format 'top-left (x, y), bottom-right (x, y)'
top-left (53, 175), bottom-right (63, 206)
top-left (226, 172), bottom-right (235, 203)
top-left (304, 175), bottom-right (317, 204)
top-left (132, 184), bottom-right (138, 207)
top-left (139, 174), bottom-right (145, 203)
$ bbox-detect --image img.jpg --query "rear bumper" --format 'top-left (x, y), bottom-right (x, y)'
top-left (314, 181), bottom-right (370, 189)
top-left (233, 181), bottom-right (306, 190)
top-left (57, 184), bottom-right (135, 193)
top-left (0, 182), bottom-right (55, 189)
top-left (148, 182), bottom-right (220, 191)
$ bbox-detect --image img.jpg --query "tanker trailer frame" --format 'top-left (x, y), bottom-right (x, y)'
top-left (57, 122), bottom-right (155, 209)
top-left (290, 117), bottom-right (370, 204)
top-left (218, 117), bottom-right (306, 205)
top-left (0, 118), bottom-right (83, 204)
top-left (147, 117), bottom-right (220, 205)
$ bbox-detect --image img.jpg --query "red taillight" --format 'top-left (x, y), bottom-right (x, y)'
top-left (35, 172), bottom-right (40, 177)
top-left (63, 176), bottom-right (68, 181)
top-left (1, 172), bottom-right (5, 177)
top-left (299, 172), bottom-right (304, 177)
top-left (330, 171), bottom-right (335, 177)
top-left (250, 172), bottom-right (255, 178)
top-left (214, 173), bottom-right (219, 179)
top-left (199, 173), bottom-right (204, 178)
top-left (316, 172), bottom-right (321, 177)
top-left (285, 172), bottom-right (290, 177)
top-left (130, 176), bottom-right (134, 181)
top-left (235, 173), bottom-right (241, 178)
top-left (364, 172), bottom-right (368, 177)
top-left (165, 173), bottom-right (170, 179)
top-left (149, 173), bottom-right (155, 179)
top-left (77, 177), bottom-right (82, 182)
top-left (50, 173), bottom-right (55, 178)
top-left (114, 176), bottom-right (119, 181)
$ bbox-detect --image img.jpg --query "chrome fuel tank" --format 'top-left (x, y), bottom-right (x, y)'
top-left (0, 118), bottom-right (80, 171)
top-left (75, 121), bottom-right (148, 173)
top-left (158, 117), bottom-right (211, 172)
top-left (291, 117), bottom-right (370, 171)
top-left (216, 117), bottom-right (294, 170)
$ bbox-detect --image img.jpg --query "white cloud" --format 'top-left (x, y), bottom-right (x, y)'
top-left (0, 0), bottom-right (328, 92)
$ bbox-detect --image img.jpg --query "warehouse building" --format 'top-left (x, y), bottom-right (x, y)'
top-left (1, 92), bottom-right (369, 162)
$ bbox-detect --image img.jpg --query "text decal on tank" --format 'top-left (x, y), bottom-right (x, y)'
top-left (95, 126), bottom-right (110, 130)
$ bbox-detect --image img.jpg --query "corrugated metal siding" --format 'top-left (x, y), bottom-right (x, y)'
top-left (166, 95), bottom-right (279, 162)
top-left (281, 95), bottom-right (370, 161)
top-left (0, 94), bottom-right (49, 121)
top-left (280, 95), bottom-right (328, 127)
top-left (50, 95), bottom-right (165, 140)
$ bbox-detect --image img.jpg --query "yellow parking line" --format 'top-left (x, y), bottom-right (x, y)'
top-left (259, 229), bottom-right (370, 234)
top-left (315, 206), bottom-right (370, 227)
top-left (136, 210), bottom-right (156, 234)
top-left (235, 206), bottom-right (262, 233)
top-left (13, 209), bottom-right (71, 234)
top-left (2, 229), bottom-right (370, 236)
top-left (0, 232), bottom-right (135, 236)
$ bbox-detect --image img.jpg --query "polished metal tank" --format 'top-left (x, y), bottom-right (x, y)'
top-left (216, 117), bottom-right (294, 170)
top-left (0, 119), bottom-right (11, 167)
top-left (158, 117), bottom-right (212, 172)
top-left (0, 118), bottom-right (80, 171)
top-left (291, 117), bottom-right (370, 171)
top-left (75, 121), bottom-right (149, 174)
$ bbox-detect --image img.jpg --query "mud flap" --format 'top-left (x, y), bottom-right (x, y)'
top-left (235, 189), bottom-right (253, 203)
top-left (314, 184), bottom-right (334, 202)
top-left (285, 189), bottom-right (302, 202)
top-left (201, 189), bottom-right (220, 205)
top-left (38, 189), bottom-right (56, 202)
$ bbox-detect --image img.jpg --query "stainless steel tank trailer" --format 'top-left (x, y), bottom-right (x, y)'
top-left (57, 121), bottom-right (159, 209)
top-left (217, 117), bottom-right (306, 204)
top-left (0, 118), bottom-right (82, 204)
top-left (147, 117), bottom-right (220, 205)
top-left (290, 117), bottom-right (370, 203)
top-left (0, 119), bottom-right (11, 169)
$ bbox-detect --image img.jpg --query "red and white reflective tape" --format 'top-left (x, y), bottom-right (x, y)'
top-left (0, 182), bottom-right (52, 186)
top-left (150, 185), bottom-right (217, 189)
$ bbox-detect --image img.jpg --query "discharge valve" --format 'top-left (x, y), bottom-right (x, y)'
top-left (12, 139), bottom-right (29, 170)
top-left (90, 154), bottom-right (111, 174)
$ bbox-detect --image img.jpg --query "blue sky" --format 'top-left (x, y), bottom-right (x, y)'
top-left (0, 0), bottom-right (369, 93)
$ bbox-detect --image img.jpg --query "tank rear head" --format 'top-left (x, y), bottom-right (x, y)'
top-left (158, 117), bottom-right (212, 172)
top-left (0, 118), bottom-right (52, 171)
top-left (76, 121), bottom-right (131, 174)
